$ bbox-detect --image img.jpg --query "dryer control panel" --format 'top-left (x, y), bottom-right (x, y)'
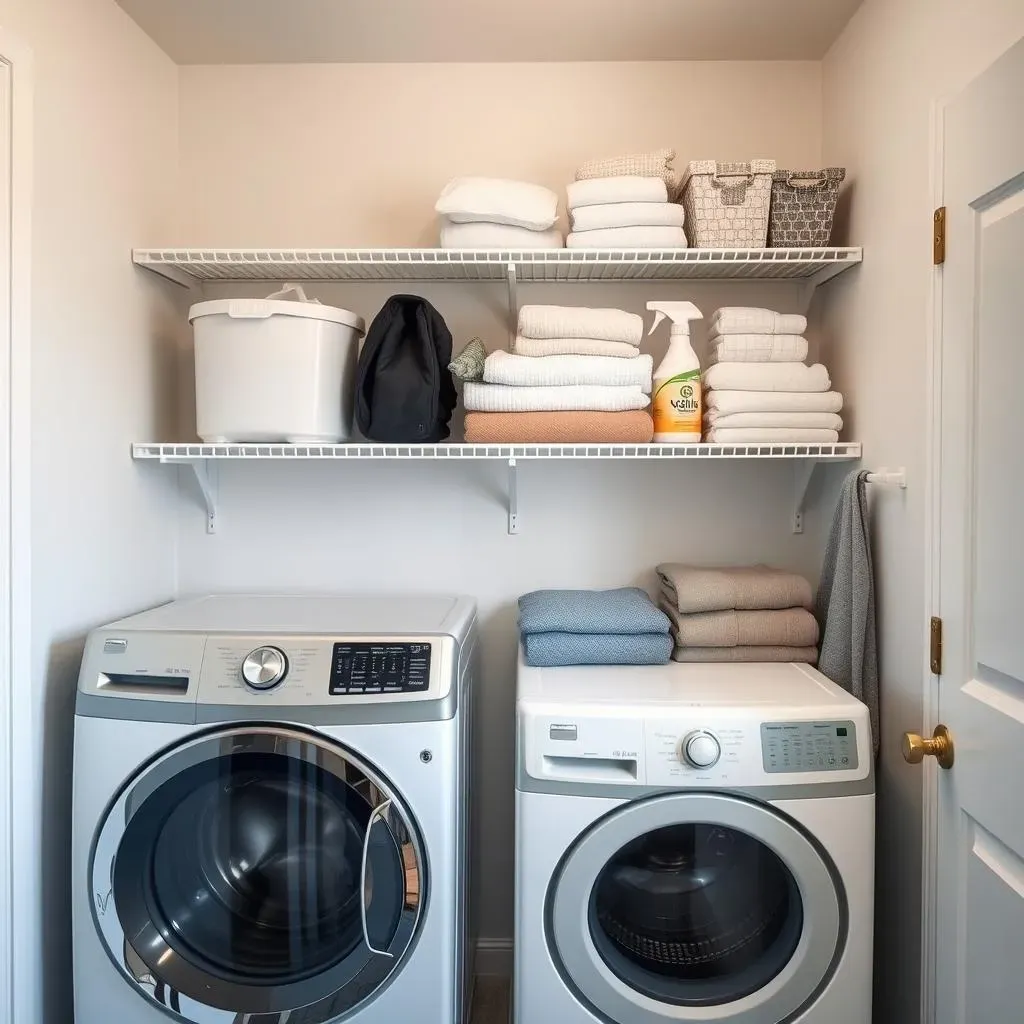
top-left (329, 642), bottom-right (432, 695)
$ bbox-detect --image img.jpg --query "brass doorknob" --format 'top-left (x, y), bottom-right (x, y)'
top-left (902, 725), bottom-right (954, 769)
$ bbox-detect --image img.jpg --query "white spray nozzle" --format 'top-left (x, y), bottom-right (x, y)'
top-left (647, 300), bottom-right (703, 336)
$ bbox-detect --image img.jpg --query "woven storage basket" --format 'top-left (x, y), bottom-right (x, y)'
top-left (681, 160), bottom-right (776, 248)
top-left (768, 168), bottom-right (846, 247)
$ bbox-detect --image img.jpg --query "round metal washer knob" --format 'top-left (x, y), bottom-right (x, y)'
top-left (242, 646), bottom-right (288, 690)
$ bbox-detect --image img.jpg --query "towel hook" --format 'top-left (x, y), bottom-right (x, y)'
top-left (865, 467), bottom-right (907, 488)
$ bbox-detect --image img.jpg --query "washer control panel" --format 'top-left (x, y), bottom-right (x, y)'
top-left (329, 642), bottom-right (432, 695)
top-left (761, 721), bottom-right (859, 773)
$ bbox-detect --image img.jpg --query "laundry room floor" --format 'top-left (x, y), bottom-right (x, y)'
top-left (471, 976), bottom-right (511, 1023)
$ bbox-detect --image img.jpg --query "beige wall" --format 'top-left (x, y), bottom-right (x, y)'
top-left (820, 2), bottom-right (1024, 1021)
top-left (0, 1), bottom-right (182, 1020)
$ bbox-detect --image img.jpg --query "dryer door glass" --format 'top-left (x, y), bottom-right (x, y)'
top-left (97, 728), bottom-right (425, 1023)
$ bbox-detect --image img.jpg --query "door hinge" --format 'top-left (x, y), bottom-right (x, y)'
top-left (933, 207), bottom-right (946, 265)
top-left (930, 616), bottom-right (943, 675)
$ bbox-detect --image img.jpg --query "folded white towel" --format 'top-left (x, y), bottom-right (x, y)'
top-left (518, 305), bottom-right (643, 345)
top-left (567, 176), bottom-right (669, 209)
top-left (704, 390), bottom-right (845, 414)
top-left (463, 382), bottom-right (649, 413)
top-left (704, 410), bottom-right (844, 430)
top-left (703, 363), bottom-right (831, 393)
top-left (705, 427), bottom-right (840, 443)
top-left (513, 336), bottom-right (641, 359)
top-left (435, 177), bottom-right (558, 230)
top-left (570, 202), bottom-right (685, 232)
top-left (711, 308), bottom-right (809, 336)
top-left (575, 148), bottom-right (678, 186)
top-left (484, 350), bottom-right (653, 391)
top-left (567, 226), bottom-right (688, 249)
top-left (707, 334), bottom-right (809, 364)
top-left (439, 220), bottom-right (563, 250)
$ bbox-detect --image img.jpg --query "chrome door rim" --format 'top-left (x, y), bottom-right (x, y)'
top-left (90, 725), bottom-right (426, 1023)
top-left (547, 793), bottom-right (844, 1024)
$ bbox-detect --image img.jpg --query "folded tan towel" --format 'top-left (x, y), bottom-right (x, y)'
top-left (657, 564), bottom-right (813, 614)
top-left (661, 602), bottom-right (820, 648)
top-left (464, 410), bottom-right (654, 444)
top-left (672, 645), bottom-right (818, 664)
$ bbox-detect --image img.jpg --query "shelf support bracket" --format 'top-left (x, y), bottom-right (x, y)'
top-left (506, 262), bottom-right (518, 348)
top-left (507, 458), bottom-right (520, 535)
top-left (792, 460), bottom-right (818, 534)
top-left (167, 458), bottom-right (219, 533)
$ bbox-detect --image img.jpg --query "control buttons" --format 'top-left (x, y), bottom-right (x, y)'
top-left (681, 730), bottom-right (722, 769)
top-left (241, 647), bottom-right (288, 691)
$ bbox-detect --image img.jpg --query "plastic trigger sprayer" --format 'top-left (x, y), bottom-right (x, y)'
top-left (648, 301), bottom-right (704, 442)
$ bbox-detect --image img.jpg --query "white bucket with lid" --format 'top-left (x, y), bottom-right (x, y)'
top-left (190, 285), bottom-right (366, 443)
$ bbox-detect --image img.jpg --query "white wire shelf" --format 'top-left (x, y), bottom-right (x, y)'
top-left (132, 247), bottom-right (862, 288)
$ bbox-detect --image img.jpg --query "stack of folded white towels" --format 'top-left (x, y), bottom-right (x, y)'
top-left (702, 307), bottom-right (844, 443)
top-left (435, 177), bottom-right (563, 250)
top-left (462, 305), bottom-right (656, 443)
top-left (566, 149), bottom-right (688, 250)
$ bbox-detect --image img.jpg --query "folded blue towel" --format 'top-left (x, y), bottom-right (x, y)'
top-left (518, 588), bottom-right (670, 637)
top-left (522, 632), bottom-right (673, 668)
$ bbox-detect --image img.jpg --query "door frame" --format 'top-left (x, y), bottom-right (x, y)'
top-left (0, 26), bottom-right (32, 1024)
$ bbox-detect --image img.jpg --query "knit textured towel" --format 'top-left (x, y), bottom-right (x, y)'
top-left (657, 564), bottom-right (813, 614)
top-left (463, 382), bottom-right (649, 413)
top-left (575, 148), bottom-right (678, 185)
top-left (513, 336), bottom-right (640, 359)
top-left (710, 308), bottom-right (809, 336)
top-left (705, 427), bottom-right (840, 443)
top-left (440, 220), bottom-right (563, 250)
top-left (518, 587), bottom-right (671, 636)
top-left (567, 226), bottom-right (688, 249)
top-left (704, 410), bottom-right (843, 431)
top-left (704, 390), bottom-right (845, 415)
top-left (464, 410), bottom-right (654, 444)
top-left (523, 632), bottom-right (674, 668)
top-left (708, 335), bottom-right (809, 364)
top-left (484, 351), bottom-right (653, 390)
top-left (661, 603), bottom-right (820, 648)
top-left (672, 645), bottom-right (818, 664)
top-left (518, 305), bottom-right (643, 345)
top-left (703, 363), bottom-right (831, 393)
top-left (816, 471), bottom-right (879, 754)
top-left (571, 202), bottom-right (685, 232)
top-left (567, 177), bottom-right (669, 209)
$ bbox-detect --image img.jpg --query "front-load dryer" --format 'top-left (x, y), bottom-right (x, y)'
top-left (515, 658), bottom-right (874, 1024)
top-left (72, 594), bottom-right (477, 1024)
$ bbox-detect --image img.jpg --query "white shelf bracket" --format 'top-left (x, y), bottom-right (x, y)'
top-left (792, 460), bottom-right (818, 534)
top-left (506, 262), bottom-right (518, 347)
top-left (507, 458), bottom-right (520, 535)
top-left (167, 458), bottom-right (219, 533)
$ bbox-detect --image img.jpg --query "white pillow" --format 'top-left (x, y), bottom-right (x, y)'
top-left (435, 177), bottom-right (559, 230)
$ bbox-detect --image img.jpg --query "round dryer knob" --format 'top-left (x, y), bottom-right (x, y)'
top-left (242, 646), bottom-right (288, 690)
top-left (681, 730), bottom-right (721, 769)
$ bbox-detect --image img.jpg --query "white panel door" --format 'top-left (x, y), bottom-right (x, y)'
top-left (934, 36), bottom-right (1024, 1024)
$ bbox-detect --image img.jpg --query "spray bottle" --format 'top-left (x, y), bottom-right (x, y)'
top-left (648, 301), bottom-right (704, 442)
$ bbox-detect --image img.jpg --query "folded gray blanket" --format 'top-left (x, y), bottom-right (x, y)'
top-left (672, 645), bottom-right (818, 664)
top-left (523, 632), bottom-right (674, 667)
top-left (657, 564), bottom-right (813, 614)
top-left (518, 587), bottom-right (670, 636)
top-left (660, 602), bottom-right (820, 648)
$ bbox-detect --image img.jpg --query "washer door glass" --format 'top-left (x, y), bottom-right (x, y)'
top-left (93, 728), bottom-right (425, 1023)
top-left (590, 823), bottom-right (802, 1006)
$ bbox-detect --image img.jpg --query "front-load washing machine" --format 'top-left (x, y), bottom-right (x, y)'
top-left (72, 594), bottom-right (476, 1024)
top-left (515, 659), bottom-right (874, 1024)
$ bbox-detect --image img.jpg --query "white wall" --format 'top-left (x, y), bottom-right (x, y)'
top-left (819, 3), bottom-right (1024, 1021)
top-left (0, 0), bottom-right (181, 1019)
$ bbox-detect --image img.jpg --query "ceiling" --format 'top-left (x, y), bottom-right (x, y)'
top-left (116, 0), bottom-right (863, 64)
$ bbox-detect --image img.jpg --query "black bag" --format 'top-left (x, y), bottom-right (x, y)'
top-left (355, 295), bottom-right (457, 443)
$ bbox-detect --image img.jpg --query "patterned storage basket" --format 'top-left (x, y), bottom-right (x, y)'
top-left (768, 168), bottom-right (846, 247)
top-left (681, 160), bottom-right (776, 248)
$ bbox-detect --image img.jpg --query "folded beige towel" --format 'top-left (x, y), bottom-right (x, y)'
top-left (464, 410), bottom-right (654, 443)
top-left (703, 362), bottom-right (831, 393)
top-left (704, 411), bottom-right (843, 431)
top-left (661, 602), bottom-right (820, 648)
top-left (704, 390), bottom-right (844, 414)
top-left (672, 646), bottom-right (818, 664)
top-left (658, 564), bottom-right (813, 614)
top-left (575, 148), bottom-right (678, 187)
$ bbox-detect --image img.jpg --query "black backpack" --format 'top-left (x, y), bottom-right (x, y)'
top-left (355, 295), bottom-right (457, 443)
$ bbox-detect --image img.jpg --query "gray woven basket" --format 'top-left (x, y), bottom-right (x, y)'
top-left (681, 160), bottom-right (776, 248)
top-left (768, 168), bottom-right (846, 247)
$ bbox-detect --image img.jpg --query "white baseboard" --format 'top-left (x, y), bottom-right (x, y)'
top-left (475, 937), bottom-right (513, 977)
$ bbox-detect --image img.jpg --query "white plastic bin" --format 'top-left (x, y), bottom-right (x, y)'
top-left (190, 289), bottom-right (365, 443)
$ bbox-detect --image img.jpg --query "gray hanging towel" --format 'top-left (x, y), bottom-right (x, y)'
top-left (815, 470), bottom-right (879, 754)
